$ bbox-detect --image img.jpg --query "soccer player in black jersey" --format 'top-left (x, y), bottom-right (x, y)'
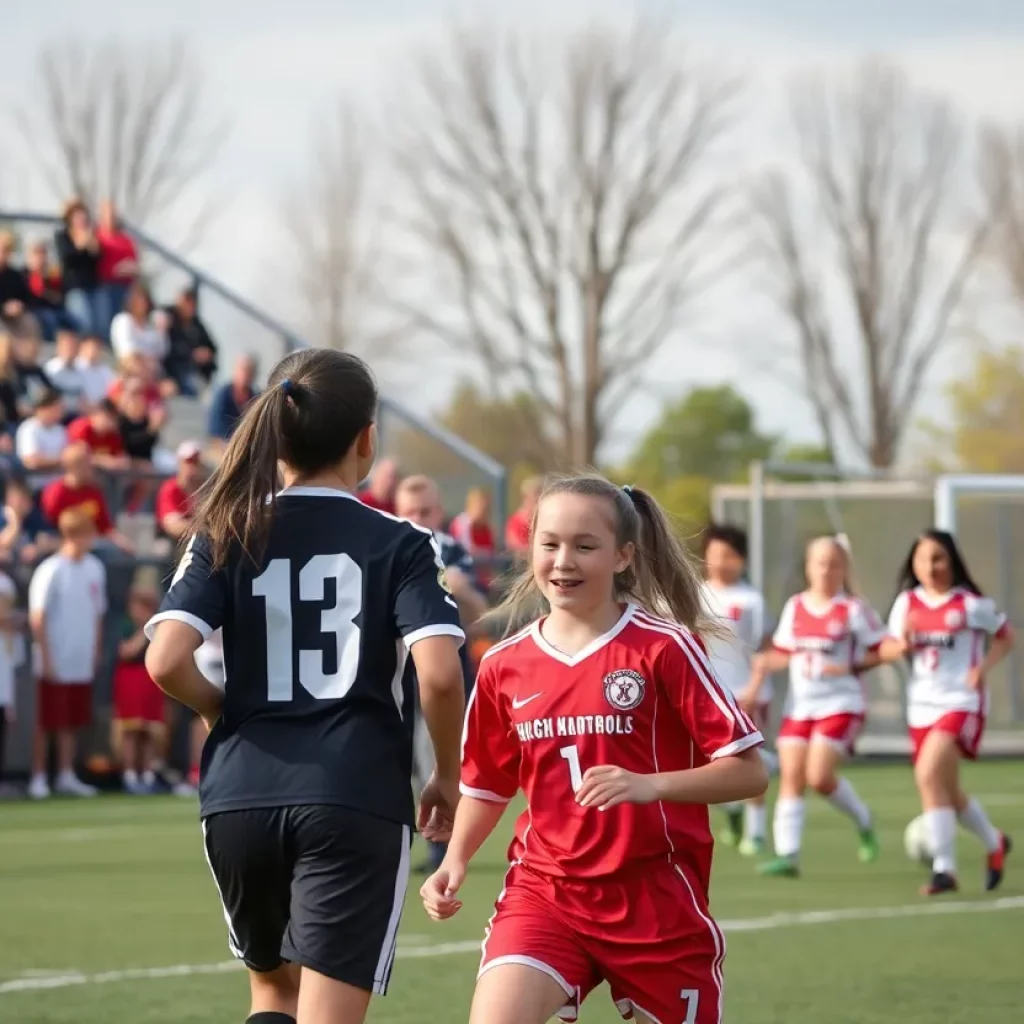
top-left (144, 349), bottom-right (467, 1024)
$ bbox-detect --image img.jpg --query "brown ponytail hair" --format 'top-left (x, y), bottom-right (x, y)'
top-left (491, 473), bottom-right (716, 636)
top-left (187, 348), bottom-right (378, 568)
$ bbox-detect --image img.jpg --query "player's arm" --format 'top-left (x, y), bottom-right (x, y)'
top-left (877, 592), bottom-right (912, 662)
top-left (28, 560), bottom-right (56, 679)
top-left (578, 632), bottom-right (768, 811)
top-left (744, 598), bottom-right (795, 699)
top-left (968, 597), bottom-right (1015, 687)
top-left (831, 600), bottom-right (887, 676)
top-left (394, 530), bottom-right (467, 801)
top-left (144, 534), bottom-right (226, 725)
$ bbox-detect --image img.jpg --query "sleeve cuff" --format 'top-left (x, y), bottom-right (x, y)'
top-left (404, 624), bottom-right (466, 650)
top-left (709, 731), bottom-right (764, 760)
top-left (459, 783), bottom-right (514, 803)
top-left (144, 610), bottom-right (214, 642)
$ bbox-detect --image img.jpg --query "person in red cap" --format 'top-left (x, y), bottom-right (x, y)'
top-left (155, 441), bottom-right (206, 544)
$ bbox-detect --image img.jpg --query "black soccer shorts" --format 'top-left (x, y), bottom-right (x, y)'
top-left (201, 804), bottom-right (412, 994)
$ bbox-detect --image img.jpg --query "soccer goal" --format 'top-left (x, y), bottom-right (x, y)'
top-left (711, 464), bottom-right (1024, 755)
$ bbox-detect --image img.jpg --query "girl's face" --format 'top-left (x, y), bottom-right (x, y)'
top-left (129, 290), bottom-right (152, 320)
top-left (705, 539), bottom-right (744, 586)
top-left (120, 379), bottom-right (147, 419)
top-left (70, 208), bottom-right (90, 233)
top-left (805, 540), bottom-right (846, 596)
top-left (532, 492), bottom-right (633, 616)
top-left (912, 538), bottom-right (953, 592)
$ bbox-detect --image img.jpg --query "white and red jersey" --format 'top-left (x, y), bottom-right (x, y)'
top-left (701, 581), bottom-right (770, 702)
top-left (460, 603), bottom-right (763, 886)
top-left (773, 593), bottom-right (886, 720)
top-left (887, 587), bottom-right (1009, 727)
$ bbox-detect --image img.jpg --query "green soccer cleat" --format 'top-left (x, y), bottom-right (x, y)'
top-left (757, 855), bottom-right (800, 878)
top-left (858, 827), bottom-right (880, 864)
top-left (718, 807), bottom-right (744, 848)
top-left (738, 836), bottom-right (766, 858)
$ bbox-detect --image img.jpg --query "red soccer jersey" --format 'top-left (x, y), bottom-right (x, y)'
top-left (40, 480), bottom-right (112, 534)
top-left (67, 416), bottom-right (125, 458)
top-left (461, 603), bottom-right (762, 887)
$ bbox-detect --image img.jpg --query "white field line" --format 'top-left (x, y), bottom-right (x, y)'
top-left (2, 896), bottom-right (1022, 996)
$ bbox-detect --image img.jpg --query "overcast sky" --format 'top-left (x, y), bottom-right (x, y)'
top-left (3, 0), bottom-right (1023, 463)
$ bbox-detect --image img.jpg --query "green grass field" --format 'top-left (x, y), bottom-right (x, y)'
top-left (1, 763), bottom-right (1022, 1024)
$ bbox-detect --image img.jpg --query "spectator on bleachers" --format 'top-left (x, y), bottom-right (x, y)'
top-left (12, 334), bottom-right (56, 420)
top-left (357, 457), bottom-right (398, 514)
top-left (44, 329), bottom-right (89, 421)
top-left (449, 486), bottom-right (496, 584)
top-left (155, 441), bottom-right (205, 544)
top-left (0, 565), bottom-right (18, 791)
top-left (111, 283), bottom-right (170, 364)
top-left (40, 443), bottom-right (134, 554)
top-left (207, 353), bottom-right (259, 446)
top-left (0, 477), bottom-right (59, 565)
top-left (116, 374), bottom-right (164, 466)
top-left (23, 239), bottom-right (75, 341)
top-left (0, 333), bottom-right (19, 436)
top-left (67, 399), bottom-right (130, 471)
top-left (95, 200), bottom-right (139, 340)
top-left (109, 352), bottom-right (175, 408)
top-left (27, 506), bottom-right (107, 800)
top-left (15, 389), bottom-right (67, 489)
top-left (163, 287), bottom-right (218, 397)
top-left (74, 335), bottom-right (117, 407)
top-left (505, 475), bottom-right (541, 558)
top-left (0, 230), bottom-right (42, 341)
top-left (54, 200), bottom-right (101, 337)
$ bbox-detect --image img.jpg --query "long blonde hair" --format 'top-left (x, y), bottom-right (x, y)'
top-left (491, 473), bottom-right (715, 636)
top-left (806, 534), bottom-right (858, 597)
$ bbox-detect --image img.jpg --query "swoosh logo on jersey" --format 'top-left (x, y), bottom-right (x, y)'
top-left (511, 693), bottom-right (543, 710)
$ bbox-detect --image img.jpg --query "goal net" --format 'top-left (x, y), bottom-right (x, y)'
top-left (711, 465), bottom-right (1024, 755)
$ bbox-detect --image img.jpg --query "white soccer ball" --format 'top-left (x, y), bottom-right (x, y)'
top-left (903, 815), bottom-right (932, 865)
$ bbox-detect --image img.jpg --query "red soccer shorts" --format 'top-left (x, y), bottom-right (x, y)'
top-left (112, 662), bottom-right (165, 728)
top-left (37, 680), bottom-right (93, 732)
top-left (909, 711), bottom-right (985, 764)
top-left (777, 713), bottom-right (864, 755)
top-left (478, 861), bottom-right (725, 1024)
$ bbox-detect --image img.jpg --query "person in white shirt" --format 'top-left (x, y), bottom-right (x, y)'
top-left (0, 568), bottom-right (21, 789)
top-left (27, 506), bottom-right (107, 799)
top-left (700, 523), bottom-right (773, 856)
top-left (43, 329), bottom-right (88, 417)
top-left (110, 283), bottom-right (169, 363)
top-left (877, 530), bottom-right (1015, 897)
top-left (15, 389), bottom-right (67, 488)
top-left (74, 335), bottom-right (118, 406)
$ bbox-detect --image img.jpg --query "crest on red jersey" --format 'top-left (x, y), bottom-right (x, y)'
top-left (945, 610), bottom-right (963, 629)
top-left (603, 669), bottom-right (646, 711)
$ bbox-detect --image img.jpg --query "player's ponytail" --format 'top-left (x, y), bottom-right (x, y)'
top-left (187, 349), bottom-right (378, 569)
top-left (490, 473), bottom-right (717, 637)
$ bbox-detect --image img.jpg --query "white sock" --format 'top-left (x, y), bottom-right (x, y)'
top-left (56, 769), bottom-right (77, 784)
top-left (141, 769), bottom-right (156, 787)
top-left (123, 768), bottom-right (139, 785)
top-left (30, 772), bottom-right (47, 786)
top-left (924, 808), bottom-right (957, 874)
top-left (773, 797), bottom-right (805, 858)
top-left (826, 777), bottom-right (872, 830)
top-left (745, 803), bottom-right (767, 842)
top-left (958, 798), bottom-right (1001, 853)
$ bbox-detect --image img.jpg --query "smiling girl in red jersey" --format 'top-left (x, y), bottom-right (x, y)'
top-left (878, 530), bottom-right (1014, 896)
top-left (420, 474), bottom-right (767, 1024)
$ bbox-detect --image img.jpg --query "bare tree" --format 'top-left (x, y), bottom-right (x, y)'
top-left (386, 21), bottom-right (741, 467)
top-left (752, 60), bottom-right (991, 468)
top-left (981, 124), bottom-right (1024, 307)
top-left (15, 37), bottom-right (226, 246)
top-left (280, 104), bottom-right (403, 359)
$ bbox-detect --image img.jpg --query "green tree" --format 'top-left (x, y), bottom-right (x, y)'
top-left (919, 345), bottom-right (1024, 472)
top-left (625, 385), bottom-right (777, 485)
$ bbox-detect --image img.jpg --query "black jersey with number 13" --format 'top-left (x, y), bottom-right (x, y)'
top-left (146, 486), bottom-right (465, 826)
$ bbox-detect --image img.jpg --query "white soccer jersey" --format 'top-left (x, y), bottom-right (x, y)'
top-left (888, 587), bottom-right (1008, 727)
top-left (701, 581), bottom-right (770, 702)
top-left (0, 571), bottom-right (17, 708)
top-left (774, 593), bottom-right (887, 720)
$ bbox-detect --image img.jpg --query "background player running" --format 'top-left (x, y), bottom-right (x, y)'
top-left (747, 536), bottom-right (884, 878)
top-left (421, 474), bottom-right (768, 1024)
top-left (879, 530), bottom-right (1014, 896)
top-left (145, 349), bottom-right (468, 1024)
top-left (700, 523), bottom-right (774, 856)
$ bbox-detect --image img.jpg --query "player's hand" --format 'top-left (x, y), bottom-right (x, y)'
top-left (418, 771), bottom-right (460, 842)
top-left (967, 666), bottom-right (984, 690)
top-left (420, 862), bottom-right (465, 921)
top-left (576, 765), bottom-right (658, 811)
top-left (819, 662), bottom-right (851, 678)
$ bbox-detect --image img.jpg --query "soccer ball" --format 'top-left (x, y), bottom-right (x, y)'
top-left (903, 815), bottom-right (932, 865)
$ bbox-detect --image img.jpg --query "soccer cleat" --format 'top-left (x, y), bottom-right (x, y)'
top-left (857, 827), bottom-right (880, 864)
top-left (757, 855), bottom-right (800, 878)
top-left (921, 871), bottom-right (958, 896)
top-left (738, 836), bottom-right (766, 857)
top-left (985, 833), bottom-right (1012, 892)
top-left (718, 808), bottom-right (744, 848)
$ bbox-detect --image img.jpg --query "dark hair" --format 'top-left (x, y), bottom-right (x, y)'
top-left (491, 473), bottom-right (716, 636)
top-left (700, 522), bottom-right (748, 560)
top-left (188, 348), bottom-right (378, 568)
top-left (34, 387), bottom-right (63, 409)
top-left (95, 397), bottom-right (118, 417)
top-left (124, 282), bottom-right (153, 316)
top-left (896, 529), bottom-right (982, 597)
